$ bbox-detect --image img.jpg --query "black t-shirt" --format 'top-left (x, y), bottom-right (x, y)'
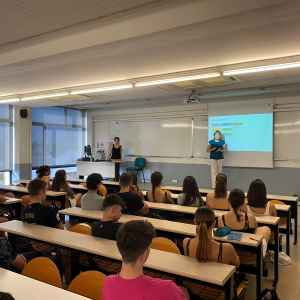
top-left (22, 203), bottom-right (59, 228)
top-left (91, 220), bottom-right (121, 240)
top-left (118, 192), bottom-right (144, 214)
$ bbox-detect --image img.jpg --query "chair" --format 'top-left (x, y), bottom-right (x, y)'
top-left (150, 237), bottom-right (181, 254)
top-left (22, 257), bottom-right (62, 287)
top-left (68, 271), bottom-right (106, 300)
top-left (126, 157), bottom-right (146, 183)
top-left (68, 223), bottom-right (92, 235)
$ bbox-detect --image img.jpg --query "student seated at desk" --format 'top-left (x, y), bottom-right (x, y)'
top-left (217, 189), bottom-right (257, 233)
top-left (35, 165), bottom-right (51, 189)
top-left (147, 172), bottom-right (173, 204)
top-left (78, 173), bottom-right (104, 210)
top-left (247, 179), bottom-right (277, 217)
top-left (0, 229), bottom-right (26, 271)
top-left (103, 220), bottom-right (186, 300)
top-left (92, 194), bottom-right (124, 240)
top-left (183, 207), bottom-right (240, 299)
top-left (183, 207), bottom-right (239, 266)
top-left (52, 169), bottom-right (81, 207)
top-left (206, 173), bottom-right (230, 210)
top-left (22, 180), bottom-right (62, 228)
top-left (178, 176), bottom-right (204, 207)
top-left (118, 173), bottom-right (149, 215)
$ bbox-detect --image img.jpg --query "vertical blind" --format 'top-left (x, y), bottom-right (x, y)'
top-left (32, 107), bottom-right (86, 168)
top-left (0, 105), bottom-right (12, 171)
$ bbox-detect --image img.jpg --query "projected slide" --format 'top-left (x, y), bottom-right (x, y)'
top-left (208, 113), bottom-right (273, 152)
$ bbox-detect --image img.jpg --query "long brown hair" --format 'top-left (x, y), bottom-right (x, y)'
top-left (52, 170), bottom-right (68, 192)
top-left (151, 172), bottom-right (163, 202)
top-left (182, 176), bottom-right (203, 206)
top-left (247, 179), bottom-right (267, 208)
top-left (194, 207), bottom-right (215, 262)
top-left (214, 173), bottom-right (227, 198)
top-left (228, 188), bottom-right (245, 222)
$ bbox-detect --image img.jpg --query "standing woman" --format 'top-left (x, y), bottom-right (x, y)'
top-left (110, 137), bottom-right (122, 181)
top-left (207, 130), bottom-right (226, 188)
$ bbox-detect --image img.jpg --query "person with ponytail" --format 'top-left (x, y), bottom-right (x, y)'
top-left (206, 173), bottom-right (230, 210)
top-left (147, 172), bottom-right (173, 204)
top-left (178, 176), bottom-right (204, 207)
top-left (217, 188), bottom-right (257, 233)
top-left (183, 207), bottom-right (239, 265)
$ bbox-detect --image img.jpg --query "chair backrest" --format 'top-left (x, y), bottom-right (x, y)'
top-left (68, 223), bottom-right (92, 235)
top-left (270, 199), bottom-right (285, 205)
top-left (68, 271), bottom-right (106, 300)
top-left (22, 257), bottom-right (62, 287)
top-left (150, 237), bottom-right (181, 254)
top-left (134, 157), bottom-right (146, 169)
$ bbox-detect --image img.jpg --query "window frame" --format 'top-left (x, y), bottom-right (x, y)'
top-left (32, 107), bottom-right (86, 169)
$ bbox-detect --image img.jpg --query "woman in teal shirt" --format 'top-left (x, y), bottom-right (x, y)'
top-left (207, 130), bottom-right (226, 188)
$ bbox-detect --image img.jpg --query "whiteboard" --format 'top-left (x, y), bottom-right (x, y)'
top-left (94, 117), bottom-right (193, 158)
top-left (274, 110), bottom-right (300, 161)
top-left (192, 116), bottom-right (208, 158)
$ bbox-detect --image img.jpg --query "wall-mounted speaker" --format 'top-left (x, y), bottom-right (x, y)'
top-left (20, 109), bottom-right (28, 119)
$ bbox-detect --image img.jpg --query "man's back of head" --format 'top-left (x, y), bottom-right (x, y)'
top-left (117, 220), bottom-right (155, 264)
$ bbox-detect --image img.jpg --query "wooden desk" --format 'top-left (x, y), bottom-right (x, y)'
top-left (0, 221), bottom-right (236, 299)
top-left (0, 268), bottom-right (90, 300)
top-left (0, 197), bottom-right (22, 219)
top-left (160, 185), bottom-right (298, 244)
top-left (0, 184), bottom-right (66, 208)
top-left (59, 207), bottom-right (262, 296)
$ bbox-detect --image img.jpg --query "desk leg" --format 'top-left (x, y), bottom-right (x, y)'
top-left (286, 209), bottom-right (291, 256)
top-left (256, 245), bottom-right (263, 297)
top-left (274, 224), bottom-right (279, 285)
top-left (224, 276), bottom-right (233, 300)
top-left (293, 202), bottom-right (298, 245)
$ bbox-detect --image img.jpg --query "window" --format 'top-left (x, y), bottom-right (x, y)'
top-left (32, 107), bottom-right (86, 168)
top-left (0, 105), bottom-right (12, 174)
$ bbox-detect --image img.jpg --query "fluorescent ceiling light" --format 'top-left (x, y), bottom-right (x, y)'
top-left (70, 84), bottom-right (133, 95)
top-left (135, 73), bottom-right (220, 87)
top-left (223, 61), bottom-right (300, 76)
top-left (21, 92), bottom-right (69, 101)
top-left (0, 98), bottom-right (20, 104)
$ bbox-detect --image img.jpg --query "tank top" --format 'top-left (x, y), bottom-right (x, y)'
top-left (222, 213), bottom-right (255, 233)
top-left (111, 145), bottom-right (122, 159)
top-left (185, 239), bottom-right (223, 262)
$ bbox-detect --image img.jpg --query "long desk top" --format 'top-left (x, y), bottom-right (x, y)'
top-left (161, 185), bottom-right (298, 202)
top-left (20, 179), bottom-right (298, 202)
top-left (0, 220), bottom-right (236, 286)
top-left (59, 207), bottom-right (262, 247)
top-left (0, 268), bottom-right (90, 300)
top-left (0, 197), bottom-right (22, 205)
top-left (144, 200), bottom-right (283, 225)
top-left (0, 184), bottom-right (66, 197)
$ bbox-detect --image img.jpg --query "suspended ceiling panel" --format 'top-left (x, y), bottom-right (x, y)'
top-left (0, 0), bottom-right (158, 46)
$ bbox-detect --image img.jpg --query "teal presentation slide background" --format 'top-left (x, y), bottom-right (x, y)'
top-left (208, 113), bottom-right (273, 152)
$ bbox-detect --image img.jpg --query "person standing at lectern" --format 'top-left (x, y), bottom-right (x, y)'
top-left (207, 130), bottom-right (226, 188)
top-left (110, 137), bottom-right (122, 181)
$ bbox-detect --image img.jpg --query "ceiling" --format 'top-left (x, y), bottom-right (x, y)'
top-left (0, 0), bottom-right (159, 46)
top-left (1, 0), bottom-right (300, 110)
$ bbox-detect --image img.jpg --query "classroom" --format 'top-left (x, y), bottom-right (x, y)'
top-left (0, 1), bottom-right (300, 299)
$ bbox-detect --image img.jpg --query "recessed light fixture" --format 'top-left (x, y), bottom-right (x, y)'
top-left (70, 84), bottom-right (133, 95)
top-left (21, 92), bottom-right (69, 101)
top-left (0, 98), bottom-right (20, 104)
top-left (135, 73), bottom-right (221, 87)
top-left (223, 61), bottom-right (300, 76)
